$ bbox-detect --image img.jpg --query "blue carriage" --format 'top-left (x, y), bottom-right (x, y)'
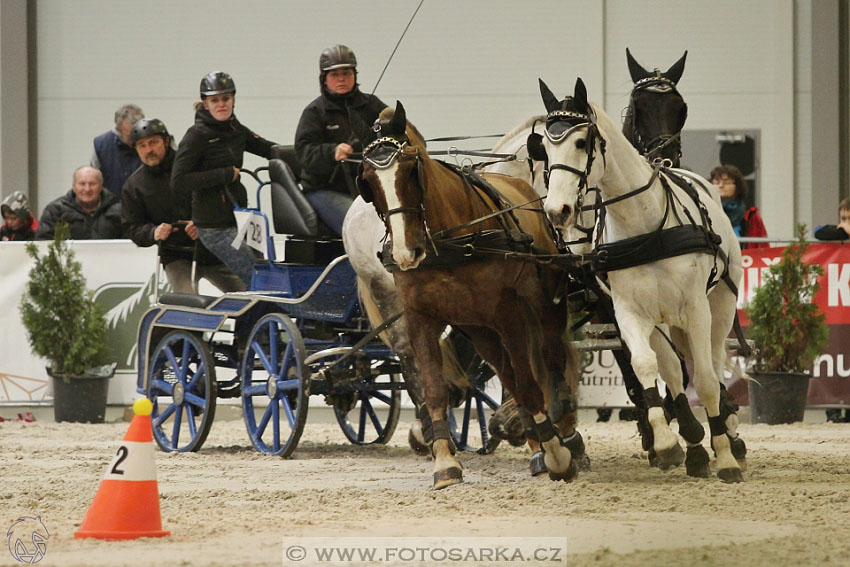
top-left (135, 155), bottom-right (405, 456)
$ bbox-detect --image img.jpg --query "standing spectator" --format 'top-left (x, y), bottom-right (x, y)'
top-left (1, 191), bottom-right (38, 241)
top-left (91, 103), bottom-right (145, 199)
top-left (172, 71), bottom-right (279, 287)
top-left (122, 118), bottom-right (244, 294)
top-left (814, 197), bottom-right (850, 242)
top-left (710, 164), bottom-right (767, 249)
top-left (36, 166), bottom-right (122, 240)
top-left (294, 44), bottom-right (387, 235)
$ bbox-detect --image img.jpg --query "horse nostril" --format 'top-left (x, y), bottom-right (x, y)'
top-left (561, 204), bottom-right (573, 221)
top-left (412, 245), bottom-right (426, 263)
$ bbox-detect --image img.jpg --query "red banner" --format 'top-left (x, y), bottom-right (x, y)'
top-left (729, 243), bottom-right (850, 406)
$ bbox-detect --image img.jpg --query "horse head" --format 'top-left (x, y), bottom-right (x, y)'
top-left (357, 100), bottom-right (429, 270)
top-left (536, 78), bottom-right (607, 236)
top-left (623, 48), bottom-right (688, 166)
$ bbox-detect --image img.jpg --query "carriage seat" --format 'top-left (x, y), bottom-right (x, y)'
top-left (158, 292), bottom-right (217, 309)
top-left (267, 152), bottom-right (344, 264)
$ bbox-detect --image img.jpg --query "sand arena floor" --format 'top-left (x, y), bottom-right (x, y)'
top-left (2, 406), bottom-right (849, 567)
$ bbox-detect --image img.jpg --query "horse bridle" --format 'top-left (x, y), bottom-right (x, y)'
top-left (626, 72), bottom-right (684, 163)
top-left (361, 134), bottom-right (426, 222)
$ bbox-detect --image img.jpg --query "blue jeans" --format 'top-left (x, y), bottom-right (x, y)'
top-left (304, 189), bottom-right (355, 236)
top-left (197, 227), bottom-right (257, 287)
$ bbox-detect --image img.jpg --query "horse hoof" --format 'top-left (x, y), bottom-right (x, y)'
top-left (530, 451), bottom-right (548, 476)
top-left (559, 431), bottom-right (590, 471)
top-left (647, 448), bottom-right (659, 468)
top-left (685, 445), bottom-right (711, 478)
top-left (717, 467), bottom-right (744, 484)
top-left (575, 453), bottom-right (591, 472)
top-left (547, 459), bottom-right (578, 483)
top-left (655, 443), bottom-right (685, 470)
top-left (729, 435), bottom-right (747, 470)
top-left (433, 467), bottom-right (463, 490)
top-left (408, 428), bottom-right (430, 456)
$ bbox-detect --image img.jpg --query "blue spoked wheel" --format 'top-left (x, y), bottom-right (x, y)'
top-left (241, 312), bottom-right (308, 457)
top-left (449, 380), bottom-right (501, 453)
top-left (147, 330), bottom-right (217, 452)
top-left (333, 370), bottom-right (401, 445)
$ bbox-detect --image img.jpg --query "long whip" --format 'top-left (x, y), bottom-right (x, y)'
top-left (370, 0), bottom-right (425, 97)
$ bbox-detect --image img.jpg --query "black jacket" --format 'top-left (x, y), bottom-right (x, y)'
top-left (172, 106), bottom-right (276, 228)
top-left (121, 149), bottom-right (221, 266)
top-left (36, 189), bottom-right (122, 240)
top-left (294, 88), bottom-right (386, 193)
top-left (814, 224), bottom-right (849, 241)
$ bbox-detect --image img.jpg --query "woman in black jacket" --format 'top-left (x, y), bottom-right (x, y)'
top-left (172, 71), bottom-right (278, 286)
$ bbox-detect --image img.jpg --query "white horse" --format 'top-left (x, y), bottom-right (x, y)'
top-left (538, 77), bottom-right (744, 483)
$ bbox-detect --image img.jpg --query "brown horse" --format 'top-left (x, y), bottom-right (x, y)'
top-left (357, 101), bottom-right (581, 489)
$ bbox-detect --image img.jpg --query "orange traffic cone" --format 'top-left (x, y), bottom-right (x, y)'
top-left (74, 398), bottom-right (170, 540)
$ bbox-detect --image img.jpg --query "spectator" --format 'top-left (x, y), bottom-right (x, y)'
top-left (122, 118), bottom-right (244, 294)
top-left (36, 166), bottom-right (122, 240)
top-left (91, 103), bottom-right (145, 199)
top-left (294, 44), bottom-right (387, 235)
top-left (172, 71), bottom-right (279, 287)
top-left (814, 197), bottom-right (850, 242)
top-left (1, 191), bottom-right (38, 241)
top-left (710, 164), bottom-right (767, 249)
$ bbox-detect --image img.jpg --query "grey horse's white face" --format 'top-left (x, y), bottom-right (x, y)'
top-left (541, 123), bottom-right (604, 238)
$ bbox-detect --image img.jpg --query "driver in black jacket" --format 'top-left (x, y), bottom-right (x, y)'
top-left (121, 118), bottom-right (245, 293)
top-left (294, 45), bottom-right (387, 235)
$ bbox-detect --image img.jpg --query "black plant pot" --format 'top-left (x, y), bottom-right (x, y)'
top-left (48, 366), bottom-right (114, 423)
top-left (747, 371), bottom-right (811, 425)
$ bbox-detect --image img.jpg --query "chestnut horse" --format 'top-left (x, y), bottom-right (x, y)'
top-left (357, 101), bottom-right (580, 489)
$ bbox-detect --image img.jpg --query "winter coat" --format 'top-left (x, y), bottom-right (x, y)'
top-left (121, 148), bottom-right (222, 266)
top-left (294, 88), bottom-right (386, 193)
top-left (172, 106), bottom-right (276, 228)
top-left (814, 224), bottom-right (849, 241)
top-left (36, 189), bottom-right (122, 240)
top-left (92, 129), bottom-right (142, 199)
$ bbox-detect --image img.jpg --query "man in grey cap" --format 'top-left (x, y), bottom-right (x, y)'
top-left (294, 45), bottom-right (387, 235)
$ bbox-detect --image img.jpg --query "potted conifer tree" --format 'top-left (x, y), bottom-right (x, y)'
top-left (19, 222), bottom-right (115, 423)
top-left (745, 224), bottom-right (829, 424)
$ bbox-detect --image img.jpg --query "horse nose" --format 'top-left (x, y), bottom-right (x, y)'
top-left (395, 244), bottom-right (427, 270)
top-left (547, 203), bottom-right (573, 228)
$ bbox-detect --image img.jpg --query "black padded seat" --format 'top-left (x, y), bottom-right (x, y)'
top-left (159, 292), bottom-right (217, 309)
top-left (267, 156), bottom-right (345, 263)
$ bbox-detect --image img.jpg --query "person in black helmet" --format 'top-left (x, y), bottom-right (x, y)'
top-left (172, 71), bottom-right (279, 287)
top-left (294, 44), bottom-right (387, 235)
top-left (122, 118), bottom-right (245, 294)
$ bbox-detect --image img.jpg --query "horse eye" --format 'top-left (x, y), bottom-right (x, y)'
top-left (575, 138), bottom-right (586, 150)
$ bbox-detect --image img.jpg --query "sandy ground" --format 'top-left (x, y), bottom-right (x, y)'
top-left (2, 406), bottom-right (850, 567)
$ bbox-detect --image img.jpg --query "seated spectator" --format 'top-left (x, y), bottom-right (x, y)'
top-left (814, 197), bottom-right (850, 241)
top-left (91, 103), bottom-right (145, 199)
top-left (122, 118), bottom-right (244, 293)
top-left (1, 191), bottom-right (38, 241)
top-left (710, 164), bottom-right (767, 249)
top-left (36, 166), bottom-right (122, 240)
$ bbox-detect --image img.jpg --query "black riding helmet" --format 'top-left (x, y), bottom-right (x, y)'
top-left (320, 45), bottom-right (357, 72)
top-left (200, 71), bottom-right (236, 97)
top-left (130, 118), bottom-right (170, 146)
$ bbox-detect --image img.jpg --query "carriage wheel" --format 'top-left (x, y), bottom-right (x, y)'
top-left (333, 370), bottom-right (401, 445)
top-left (449, 375), bottom-right (501, 453)
top-left (147, 330), bottom-right (217, 453)
top-left (241, 312), bottom-right (309, 457)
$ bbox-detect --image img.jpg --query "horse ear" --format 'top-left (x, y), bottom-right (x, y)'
top-left (390, 100), bottom-right (407, 135)
top-left (356, 163), bottom-right (374, 204)
top-left (626, 48), bottom-right (652, 82)
top-left (573, 78), bottom-right (588, 114)
top-left (538, 78), bottom-right (560, 114)
top-left (663, 50), bottom-right (688, 84)
top-left (526, 132), bottom-right (547, 161)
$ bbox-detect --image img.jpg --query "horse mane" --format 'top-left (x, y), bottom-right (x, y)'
top-left (493, 115), bottom-right (546, 151)
top-left (621, 97), bottom-right (638, 147)
top-left (378, 106), bottom-right (427, 150)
